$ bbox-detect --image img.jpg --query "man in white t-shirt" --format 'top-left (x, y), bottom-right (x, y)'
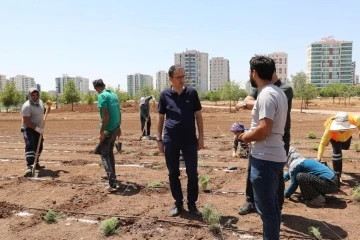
top-left (238, 55), bottom-right (288, 240)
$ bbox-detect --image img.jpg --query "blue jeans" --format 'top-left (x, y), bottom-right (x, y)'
top-left (250, 156), bottom-right (286, 240)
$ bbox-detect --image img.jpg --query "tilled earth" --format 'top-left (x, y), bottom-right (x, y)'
top-left (0, 102), bottom-right (359, 240)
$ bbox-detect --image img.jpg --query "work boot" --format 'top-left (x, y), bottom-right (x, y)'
top-left (169, 205), bottom-right (184, 217)
top-left (238, 201), bottom-right (256, 215)
top-left (188, 204), bottom-right (202, 218)
top-left (24, 166), bottom-right (32, 177)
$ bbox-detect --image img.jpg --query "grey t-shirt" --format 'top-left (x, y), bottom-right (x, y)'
top-left (250, 84), bottom-right (288, 162)
top-left (21, 100), bottom-right (44, 129)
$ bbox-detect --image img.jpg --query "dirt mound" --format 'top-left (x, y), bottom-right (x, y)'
top-left (0, 201), bottom-right (21, 218)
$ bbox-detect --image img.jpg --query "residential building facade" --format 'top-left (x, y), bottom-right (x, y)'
top-left (0, 74), bottom-right (8, 91)
top-left (156, 70), bottom-right (169, 91)
top-left (306, 36), bottom-right (353, 88)
top-left (352, 61), bottom-right (356, 85)
top-left (75, 76), bottom-right (90, 94)
top-left (10, 75), bottom-right (36, 93)
top-left (174, 49), bottom-right (209, 93)
top-left (55, 74), bottom-right (89, 94)
top-left (268, 52), bottom-right (288, 83)
top-left (210, 57), bottom-right (230, 91)
top-left (127, 73), bottom-right (153, 96)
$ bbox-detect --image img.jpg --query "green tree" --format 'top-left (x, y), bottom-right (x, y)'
top-left (220, 81), bottom-right (242, 112)
top-left (40, 91), bottom-right (51, 103)
top-left (292, 71), bottom-right (309, 112)
top-left (321, 83), bottom-right (342, 103)
top-left (209, 91), bottom-right (221, 105)
top-left (62, 80), bottom-right (81, 111)
top-left (83, 91), bottom-right (95, 109)
top-left (0, 82), bottom-right (21, 112)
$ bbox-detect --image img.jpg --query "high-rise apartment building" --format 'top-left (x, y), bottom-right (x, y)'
top-left (174, 49), bottom-right (209, 93)
top-left (10, 75), bottom-right (36, 93)
top-left (0, 74), bottom-right (8, 91)
top-left (210, 57), bottom-right (230, 91)
top-left (75, 76), bottom-right (90, 94)
top-left (55, 74), bottom-right (89, 94)
top-left (356, 75), bottom-right (359, 85)
top-left (36, 84), bottom-right (41, 92)
top-left (127, 73), bottom-right (153, 96)
top-left (156, 70), bottom-right (169, 91)
top-left (268, 52), bottom-right (288, 83)
top-left (352, 61), bottom-right (356, 85)
top-left (306, 36), bottom-right (353, 88)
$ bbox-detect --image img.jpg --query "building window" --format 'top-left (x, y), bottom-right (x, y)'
top-left (279, 68), bottom-right (282, 74)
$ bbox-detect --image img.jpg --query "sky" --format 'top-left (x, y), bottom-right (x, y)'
top-left (1, 0), bottom-right (359, 91)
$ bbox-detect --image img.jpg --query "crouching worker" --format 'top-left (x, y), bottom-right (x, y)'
top-left (230, 123), bottom-right (248, 158)
top-left (284, 148), bottom-right (338, 206)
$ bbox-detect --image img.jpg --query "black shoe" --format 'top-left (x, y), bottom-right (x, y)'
top-left (170, 205), bottom-right (184, 217)
top-left (188, 204), bottom-right (202, 218)
top-left (35, 163), bottom-right (45, 169)
top-left (238, 201), bottom-right (255, 215)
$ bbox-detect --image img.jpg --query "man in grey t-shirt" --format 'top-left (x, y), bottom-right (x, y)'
top-left (21, 88), bottom-right (48, 176)
top-left (239, 56), bottom-right (288, 240)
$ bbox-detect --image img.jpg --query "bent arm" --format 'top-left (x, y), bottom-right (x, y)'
top-left (317, 130), bottom-right (331, 159)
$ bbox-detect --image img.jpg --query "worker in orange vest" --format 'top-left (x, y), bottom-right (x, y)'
top-left (317, 112), bottom-right (360, 177)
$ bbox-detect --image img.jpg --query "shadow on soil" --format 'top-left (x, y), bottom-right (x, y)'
top-left (109, 181), bottom-right (144, 196)
top-left (282, 214), bottom-right (348, 239)
top-left (343, 172), bottom-right (360, 188)
top-left (288, 194), bottom-right (347, 209)
top-left (37, 169), bottom-right (69, 178)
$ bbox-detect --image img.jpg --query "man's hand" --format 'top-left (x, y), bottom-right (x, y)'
top-left (157, 141), bottom-right (164, 153)
top-left (197, 135), bottom-right (204, 150)
top-left (317, 157), bottom-right (321, 162)
top-left (238, 132), bottom-right (251, 144)
top-left (35, 127), bottom-right (44, 134)
top-left (235, 102), bottom-right (244, 111)
top-left (99, 131), bottom-right (105, 142)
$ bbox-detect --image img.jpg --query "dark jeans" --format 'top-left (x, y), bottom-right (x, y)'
top-left (250, 156), bottom-right (286, 240)
top-left (140, 116), bottom-right (151, 136)
top-left (330, 137), bottom-right (351, 174)
top-left (245, 159), bottom-right (285, 210)
top-left (164, 143), bottom-right (198, 207)
top-left (100, 127), bottom-right (120, 187)
top-left (22, 128), bottom-right (44, 166)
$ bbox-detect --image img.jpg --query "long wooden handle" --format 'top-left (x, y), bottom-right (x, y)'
top-left (31, 106), bottom-right (51, 177)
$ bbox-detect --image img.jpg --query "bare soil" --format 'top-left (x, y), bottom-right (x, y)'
top-left (0, 99), bottom-right (359, 239)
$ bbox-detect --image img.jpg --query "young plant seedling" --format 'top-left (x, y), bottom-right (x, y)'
top-left (308, 132), bottom-right (317, 139)
top-left (308, 226), bottom-right (322, 240)
top-left (100, 217), bottom-right (121, 236)
top-left (352, 185), bottom-right (360, 202)
top-left (44, 209), bottom-right (62, 224)
top-left (146, 181), bottom-right (163, 189)
top-left (354, 141), bottom-right (360, 152)
top-left (199, 175), bottom-right (210, 192)
top-left (202, 204), bottom-right (221, 233)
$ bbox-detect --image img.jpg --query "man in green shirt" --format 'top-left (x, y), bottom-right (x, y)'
top-left (140, 95), bottom-right (154, 137)
top-left (93, 79), bottom-right (121, 192)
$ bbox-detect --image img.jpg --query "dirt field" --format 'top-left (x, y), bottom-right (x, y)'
top-left (0, 99), bottom-right (359, 240)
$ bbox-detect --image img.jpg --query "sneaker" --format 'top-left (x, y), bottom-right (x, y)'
top-left (24, 166), bottom-right (32, 177)
top-left (306, 195), bottom-right (325, 206)
top-left (106, 185), bottom-right (118, 192)
top-left (238, 201), bottom-right (256, 215)
top-left (169, 205), bottom-right (184, 217)
top-left (188, 204), bottom-right (202, 218)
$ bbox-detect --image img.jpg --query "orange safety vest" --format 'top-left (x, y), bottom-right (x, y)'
top-left (326, 115), bottom-right (356, 141)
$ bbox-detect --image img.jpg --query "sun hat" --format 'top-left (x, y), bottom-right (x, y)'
top-left (329, 112), bottom-right (356, 131)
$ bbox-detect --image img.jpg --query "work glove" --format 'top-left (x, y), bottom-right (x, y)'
top-left (35, 127), bottom-right (44, 134)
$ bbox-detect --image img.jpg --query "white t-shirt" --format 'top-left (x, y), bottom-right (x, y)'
top-left (250, 84), bottom-right (288, 162)
top-left (21, 100), bottom-right (44, 129)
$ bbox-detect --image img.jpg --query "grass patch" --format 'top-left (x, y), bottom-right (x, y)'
top-left (199, 175), bottom-right (210, 191)
top-left (354, 141), bottom-right (360, 152)
top-left (146, 181), bottom-right (163, 189)
top-left (308, 132), bottom-right (317, 139)
top-left (292, 140), bottom-right (301, 145)
top-left (124, 150), bottom-right (134, 154)
top-left (352, 185), bottom-right (360, 202)
top-left (151, 165), bottom-right (162, 170)
top-left (308, 226), bottom-right (322, 240)
top-left (202, 204), bottom-right (221, 232)
top-left (100, 217), bottom-right (121, 236)
top-left (44, 209), bottom-right (62, 224)
top-left (311, 143), bottom-right (319, 151)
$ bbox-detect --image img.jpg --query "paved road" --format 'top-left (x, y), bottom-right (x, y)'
top-left (202, 105), bottom-right (360, 115)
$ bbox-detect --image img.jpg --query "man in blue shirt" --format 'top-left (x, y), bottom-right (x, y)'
top-left (157, 64), bottom-right (204, 217)
top-left (284, 147), bottom-right (338, 206)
